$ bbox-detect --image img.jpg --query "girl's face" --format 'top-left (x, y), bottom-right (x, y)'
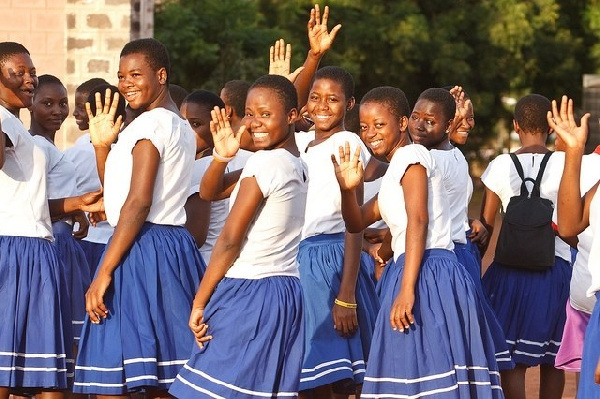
top-left (73, 90), bottom-right (90, 131)
top-left (0, 52), bottom-right (38, 112)
top-left (243, 87), bottom-right (295, 150)
top-left (307, 78), bottom-right (352, 135)
top-left (408, 99), bottom-right (452, 149)
top-left (118, 53), bottom-right (165, 111)
top-left (359, 102), bottom-right (407, 159)
top-left (180, 101), bottom-right (213, 155)
top-left (449, 101), bottom-right (474, 145)
top-left (30, 83), bottom-right (69, 133)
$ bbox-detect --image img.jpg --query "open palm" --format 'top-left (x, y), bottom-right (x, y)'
top-left (86, 89), bottom-right (122, 148)
top-left (332, 142), bottom-right (363, 191)
top-left (547, 95), bottom-right (590, 149)
top-left (307, 4), bottom-right (342, 57)
top-left (209, 106), bottom-right (243, 158)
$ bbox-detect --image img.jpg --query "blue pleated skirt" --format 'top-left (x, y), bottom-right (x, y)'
top-left (169, 276), bottom-right (304, 398)
top-left (577, 292), bottom-right (600, 398)
top-left (464, 229), bottom-right (482, 270)
top-left (362, 249), bottom-right (503, 398)
top-left (0, 236), bottom-right (73, 390)
top-left (454, 243), bottom-right (514, 370)
top-left (53, 222), bottom-right (91, 345)
top-left (77, 240), bottom-right (106, 279)
top-left (73, 223), bottom-right (205, 395)
top-left (297, 233), bottom-right (380, 391)
top-left (482, 256), bottom-right (571, 366)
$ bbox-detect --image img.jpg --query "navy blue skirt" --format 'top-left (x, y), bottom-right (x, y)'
top-left (362, 249), bottom-right (503, 398)
top-left (77, 240), bottom-right (106, 279)
top-left (482, 256), bottom-right (571, 366)
top-left (169, 276), bottom-right (304, 398)
top-left (0, 236), bottom-right (73, 389)
top-left (297, 233), bottom-right (380, 390)
top-left (73, 224), bottom-right (205, 395)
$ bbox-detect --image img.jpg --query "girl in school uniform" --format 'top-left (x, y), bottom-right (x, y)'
top-left (333, 86), bottom-right (503, 398)
top-left (0, 42), bottom-right (72, 398)
top-left (480, 94), bottom-right (571, 399)
top-left (548, 95), bottom-right (600, 398)
top-left (29, 74), bottom-right (91, 352)
top-left (72, 38), bottom-right (205, 397)
top-left (295, 66), bottom-right (379, 398)
top-left (169, 74), bottom-right (308, 399)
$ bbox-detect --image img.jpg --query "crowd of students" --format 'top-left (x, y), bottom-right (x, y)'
top-left (1, 4), bottom-right (600, 399)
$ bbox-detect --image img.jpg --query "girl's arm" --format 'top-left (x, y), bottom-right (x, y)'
top-left (479, 187), bottom-right (501, 255)
top-left (189, 177), bottom-right (264, 348)
top-left (0, 121), bottom-right (5, 169)
top-left (85, 139), bottom-right (158, 324)
top-left (547, 95), bottom-right (592, 236)
top-left (184, 194), bottom-right (211, 248)
top-left (390, 164), bottom-right (428, 332)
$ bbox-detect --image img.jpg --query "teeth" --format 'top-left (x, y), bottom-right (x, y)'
top-left (315, 115), bottom-right (329, 120)
top-left (253, 133), bottom-right (268, 138)
top-left (370, 139), bottom-right (383, 148)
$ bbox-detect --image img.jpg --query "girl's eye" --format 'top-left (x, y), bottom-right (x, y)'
top-left (359, 125), bottom-right (367, 131)
top-left (327, 97), bottom-right (338, 103)
top-left (309, 95), bottom-right (318, 101)
top-left (375, 123), bottom-right (384, 128)
top-left (245, 113), bottom-right (253, 117)
top-left (260, 112), bottom-right (270, 118)
top-left (60, 102), bottom-right (68, 108)
top-left (118, 75), bottom-right (124, 80)
top-left (411, 115), bottom-right (418, 121)
top-left (191, 122), bottom-right (201, 128)
top-left (426, 120), bottom-right (435, 126)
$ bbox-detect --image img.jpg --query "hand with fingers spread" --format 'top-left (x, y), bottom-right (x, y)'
top-left (307, 4), bottom-right (342, 58)
top-left (86, 88), bottom-right (123, 148)
top-left (331, 142), bottom-right (363, 191)
top-left (390, 288), bottom-right (415, 333)
top-left (209, 106), bottom-right (244, 159)
top-left (189, 306), bottom-right (213, 349)
top-left (448, 86), bottom-right (471, 133)
top-left (547, 95), bottom-right (591, 150)
top-left (269, 39), bottom-right (304, 83)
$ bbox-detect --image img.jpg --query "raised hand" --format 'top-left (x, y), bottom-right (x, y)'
top-left (307, 4), bottom-right (342, 58)
top-left (547, 95), bottom-right (591, 150)
top-left (331, 142), bottom-right (363, 191)
top-left (268, 38), bottom-right (304, 83)
top-left (86, 88), bottom-right (123, 148)
top-left (448, 86), bottom-right (471, 132)
top-left (209, 106), bottom-right (244, 159)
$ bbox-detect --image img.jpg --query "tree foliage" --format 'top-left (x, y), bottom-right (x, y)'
top-left (155, 0), bottom-right (600, 159)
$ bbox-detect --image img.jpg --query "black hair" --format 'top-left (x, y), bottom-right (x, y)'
top-left (361, 86), bottom-right (411, 119)
top-left (76, 78), bottom-right (110, 97)
top-left (182, 89), bottom-right (225, 110)
top-left (120, 38), bottom-right (171, 84)
top-left (314, 66), bottom-right (354, 100)
top-left (169, 84), bottom-right (189, 109)
top-left (222, 80), bottom-right (251, 118)
top-left (250, 74), bottom-right (298, 113)
top-left (87, 84), bottom-right (127, 123)
top-left (416, 88), bottom-right (456, 122)
top-left (36, 74), bottom-right (64, 89)
top-left (0, 42), bottom-right (30, 69)
top-left (514, 94), bottom-right (551, 135)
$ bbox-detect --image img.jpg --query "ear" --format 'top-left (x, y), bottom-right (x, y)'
top-left (445, 119), bottom-right (453, 134)
top-left (157, 67), bottom-right (167, 85)
top-left (346, 96), bottom-right (356, 111)
top-left (224, 104), bottom-right (234, 119)
top-left (399, 115), bottom-right (408, 132)
top-left (287, 108), bottom-right (299, 124)
top-left (513, 119), bottom-right (520, 133)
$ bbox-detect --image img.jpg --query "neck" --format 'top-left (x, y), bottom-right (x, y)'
top-left (385, 133), bottom-right (409, 162)
top-left (29, 124), bottom-right (56, 144)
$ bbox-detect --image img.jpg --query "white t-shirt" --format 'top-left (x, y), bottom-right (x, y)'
top-left (188, 149), bottom-right (252, 263)
top-left (586, 189), bottom-right (600, 297)
top-left (31, 135), bottom-right (78, 199)
top-left (225, 149), bottom-right (308, 279)
top-left (378, 144), bottom-right (453, 260)
top-left (297, 130), bottom-right (371, 238)
top-left (103, 108), bottom-right (195, 227)
top-left (481, 152), bottom-right (570, 261)
top-left (364, 176), bottom-right (387, 230)
top-left (0, 105), bottom-right (52, 240)
top-left (430, 147), bottom-right (470, 244)
top-left (64, 133), bottom-right (114, 244)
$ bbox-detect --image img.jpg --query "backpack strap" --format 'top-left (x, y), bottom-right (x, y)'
top-left (509, 152), bottom-right (553, 198)
top-left (532, 152), bottom-right (553, 196)
top-left (509, 153), bottom-right (530, 197)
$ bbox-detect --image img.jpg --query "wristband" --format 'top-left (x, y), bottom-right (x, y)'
top-left (334, 298), bottom-right (358, 309)
top-left (212, 147), bottom-right (234, 163)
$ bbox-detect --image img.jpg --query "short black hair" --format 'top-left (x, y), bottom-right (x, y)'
top-left (87, 84), bottom-right (127, 123)
top-left (416, 88), bottom-right (456, 122)
top-left (250, 74), bottom-right (297, 113)
top-left (34, 75), bottom-right (65, 100)
top-left (182, 89), bottom-right (225, 110)
top-left (0, 42), bottom-right (30, 69)
top-left (222, 80), bottom-right (251, 118)
top-left (76, 78), bottom-right (110, 97)
top-left (169, 84), bottom-right (189, 109)
top-left (361, 86), bottom-right (411, 119)
top-left (120, 38), bottom-right (171, 84)
top-left (314, 66), bottom-right (354, 100)
top-left (514, 94), bottom-right (551, 135)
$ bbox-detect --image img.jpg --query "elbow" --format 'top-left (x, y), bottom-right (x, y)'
top-left (122, 196), bottom-right (152, 219)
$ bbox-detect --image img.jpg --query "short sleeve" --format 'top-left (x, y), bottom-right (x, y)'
top-left (480, 155), bottom-right (504, 195)
top-left (240, 151), bottom-right (285, 198)
top-left (389, 144), bottom-right (433, 183)
top-left (125, 111), bottom-right (168, 157)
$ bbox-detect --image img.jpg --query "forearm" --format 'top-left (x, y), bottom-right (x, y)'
top-left (294, 51), bottom-right (323, 110)
top-left (48, 196), bottom-right (87, 218)
top-left (94, 146), bottom-right (110, 186)
top-left (340, 189), bottom-right (365, 232)
top-left (0, 132), bottom-right (5, 169)
top-left (338, 231), bottom-right (362, 302)
top-left (199, 160), bottom-right (232, 201)
top-left (400, 218), bottom-right (427, 296)
top-left (558, 146), bottom-right (586, 236)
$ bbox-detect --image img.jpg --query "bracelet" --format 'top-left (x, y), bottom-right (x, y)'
top-left (212, 147), bottom-right (234, 163)
top-left (334, 298), bottom-right (358, 309)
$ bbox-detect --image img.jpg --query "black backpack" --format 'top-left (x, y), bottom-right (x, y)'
top-left (494, 152), bottom-right (555, 271)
